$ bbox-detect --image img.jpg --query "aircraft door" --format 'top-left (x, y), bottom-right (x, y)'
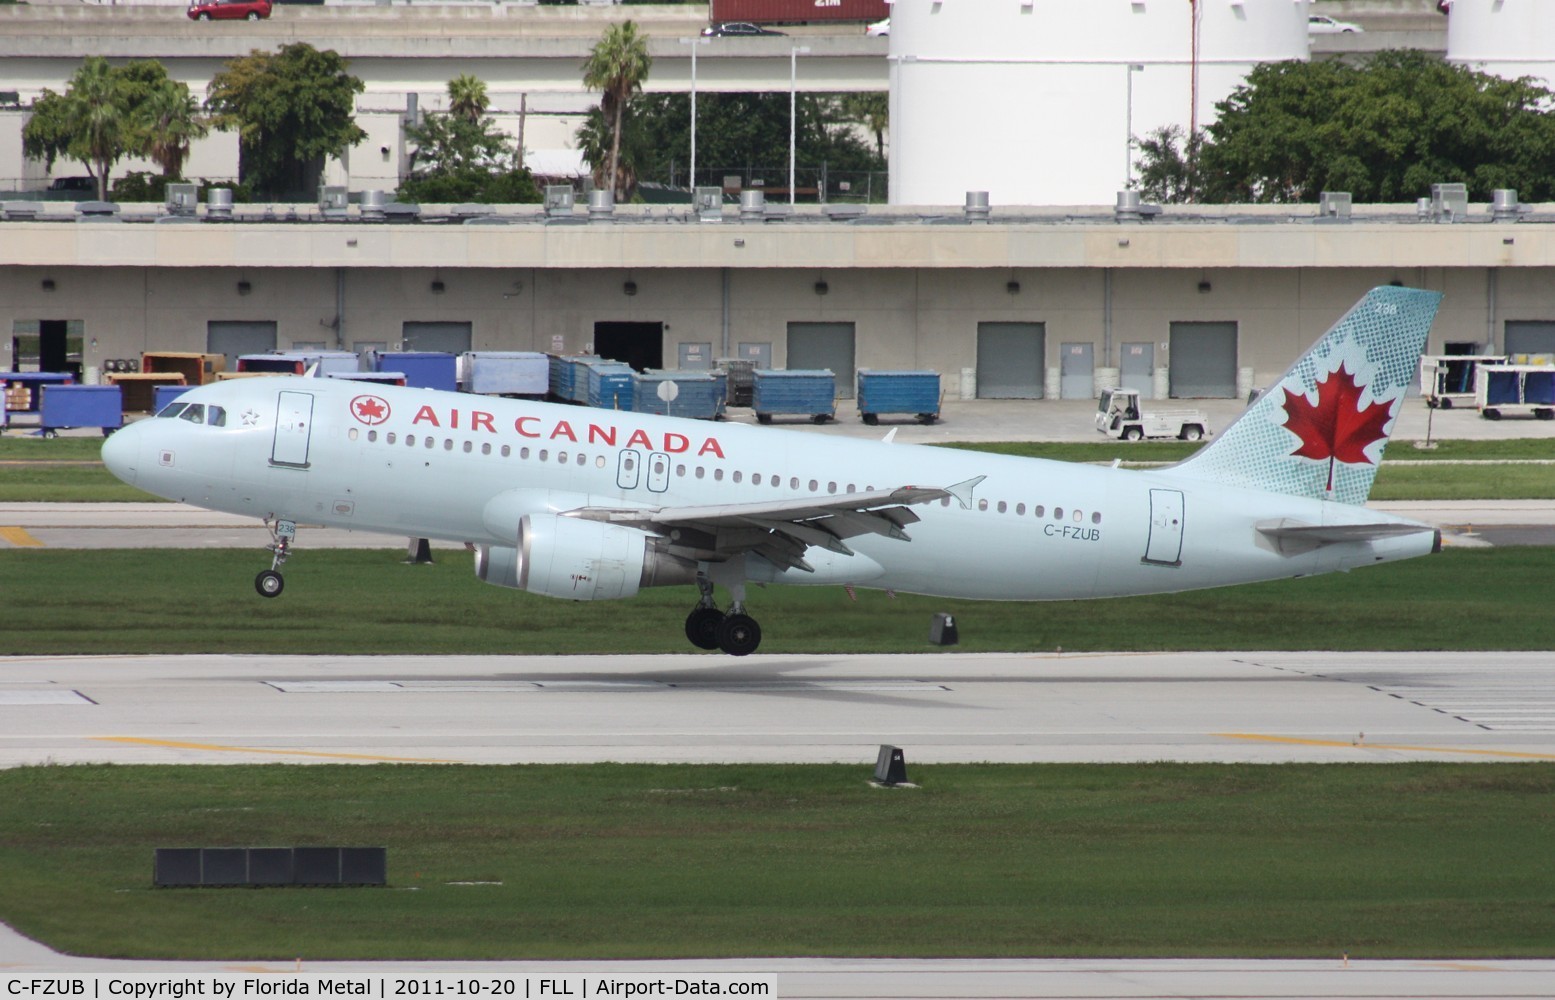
top-left (616, 449), bottom-right (641, 490)
top-left (1143, 489), bottom-right (1184, 566)
top-left (646, 451), bottom-right (670, 493)
top-left (271, 391), bottom-right (315, 468)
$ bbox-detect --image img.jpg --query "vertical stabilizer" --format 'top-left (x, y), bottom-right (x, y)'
top-left (1172, 286), bottom-right (1442, 505)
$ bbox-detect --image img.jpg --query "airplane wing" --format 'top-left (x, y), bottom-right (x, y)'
top-left (568, 478), bottom-right (984, 572)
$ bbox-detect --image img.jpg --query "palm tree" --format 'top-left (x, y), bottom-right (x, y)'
top-left (139, 83), bottom-right (208, 181)
top-left (581, 21), bottom-right (651, 200)
top-left (447, 74), bottom-right (489, 125)
top-left (67, 58), bottom-right (128, 201)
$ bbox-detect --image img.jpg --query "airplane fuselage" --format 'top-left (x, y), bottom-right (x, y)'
top-left (105, 375), bottom-right (1435, 603)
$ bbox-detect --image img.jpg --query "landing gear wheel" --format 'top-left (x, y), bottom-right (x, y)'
top-left (255, 569), bottom-right (285, 598)
top-left (716, 613), bottom-right (762, 656)
top-left (685, 607), bottom-right (724, 650)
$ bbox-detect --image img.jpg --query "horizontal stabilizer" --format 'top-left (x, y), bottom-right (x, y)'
top-left (1257, 517), bottom-right (1438, 555)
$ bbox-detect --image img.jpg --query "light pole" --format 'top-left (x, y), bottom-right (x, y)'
top-left (789, 45), bottom-right (811, 206)
top-left (679, 36), bottom-right (709, 198)
top-left (1125, 63), bottom-right (1144, 189)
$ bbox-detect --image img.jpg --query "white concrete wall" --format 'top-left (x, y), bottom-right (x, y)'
top-left (1446, 0), bottom-right (1555, 92)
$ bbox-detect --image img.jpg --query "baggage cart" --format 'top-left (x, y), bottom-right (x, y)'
top-left (106, 372), bottom-right (185, 412)
top-left (752, 369), bottom-right (835, 424)
top-left (153, 383), bottom-right (193, 413)
top-left (1421, 354), bottom-right (1503, 409)
top-left (365, 351), bottom-right (457, 392)
top-left (462, 351), bottom-right (549, 397)
top-left (584, 361), bottom-right (636, 411)
top-left (856, 369), bottom-right (941, 425)
top-left (328, 371), bottom-right (407, 387)
top-left (633, 371), bottom-right (727, 420)
top-left (2, 372), bottom-right (76, 433)
top-left (549, 354), bottom-right (602, 403)
top-left (39, 384), bottom-right (123, 437)
top-left (238, 351), bottom-right (359, 376)
top-left (140, 351), bottom-right (226, 386)
top-left (716, 358), bottom-right (756, 407)
top-left (1475, 364), bottom-right (1555, 420)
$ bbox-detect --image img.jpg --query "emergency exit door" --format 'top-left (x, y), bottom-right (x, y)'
top-left (271, 391), bottom-right (314, 468)
top-left (1143, 489), bottom-right (1184, 566)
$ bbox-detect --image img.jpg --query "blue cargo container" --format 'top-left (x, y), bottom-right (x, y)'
top-left (367, 351), bottom-right (458, 392)
top-left (39, 384), bottom-right (123, 437)
top-left (153, 383), bottom-right (193, 413)
top-left (856, 369), bottom-right (941, 425)
top-left (548, 354), bottom-right (602, 403)
top-left (633, 371), bottom-right (726, 420)
top-left (585, 361), bottom-right (636, 411)
top-left (752, 369), bottom-right (836, 424)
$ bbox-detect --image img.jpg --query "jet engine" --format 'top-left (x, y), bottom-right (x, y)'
top-left (474, 512), bottom-right (696, 601)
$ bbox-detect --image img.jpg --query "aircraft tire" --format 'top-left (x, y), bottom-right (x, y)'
top-left (716, 613), bottom-right (761, 656)
top-left (685, 607), bottom-right (723, 650)
top-left (255, 569), bottom-right (285, 598)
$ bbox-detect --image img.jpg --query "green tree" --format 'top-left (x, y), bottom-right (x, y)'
top-left (447, 74), bottom-right (490, 126)
top-left (206, 43), bottom-right (366, 199)
top-left (22, 58), bottom-right (206, 201)
top-left (1135, 125), bottom-right (1208, 205)
top-left (581, 20), bottom-right (652, 200)
top-left (838, 92), bottom-right (889, 160)
top-left (1144, 50), bottom-right (1555, 204)
top-left (398, 102), bottom-right (540, 204)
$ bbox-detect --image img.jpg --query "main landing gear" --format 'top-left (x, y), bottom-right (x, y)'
top-left (255, 518), bottom-right (296, 598)
top-left (684, 573), bottom-right (763, 656)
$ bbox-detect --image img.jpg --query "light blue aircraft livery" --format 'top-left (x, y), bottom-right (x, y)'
top-left (102, 286), bottom-right (1443, 655)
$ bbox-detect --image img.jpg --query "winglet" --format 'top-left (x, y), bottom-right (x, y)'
top-left (945, 475), bottom-right (986, 510)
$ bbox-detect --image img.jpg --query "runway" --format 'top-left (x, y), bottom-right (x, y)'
top-left (3, 651), bottom-right (1553, 767)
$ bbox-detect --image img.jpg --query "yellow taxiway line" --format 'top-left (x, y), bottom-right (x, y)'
top-left (93, 736), bottom-right (456, 764)
top-left (0, 526), bottom-right (44, 547)
top-left (1217, 732), bottom-right (1555, 761)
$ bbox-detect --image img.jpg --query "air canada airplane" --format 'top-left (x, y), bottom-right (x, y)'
top-left (102, 286), bottom-right (1442, 655)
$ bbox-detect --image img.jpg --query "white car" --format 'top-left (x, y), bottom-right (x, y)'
top-left (1307, 14), bottom-right (1362, 34)
top-left (865, 18), bottom-right (888, 37)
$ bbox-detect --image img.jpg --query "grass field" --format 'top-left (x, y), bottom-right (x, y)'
top-left (1, 763), bottom-right (1551, 960)
top-left (1, 547), bottom-right (1551, 655)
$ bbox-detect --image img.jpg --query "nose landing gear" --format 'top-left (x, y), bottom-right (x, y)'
top-left (255, 518), bottom-right (296, 598)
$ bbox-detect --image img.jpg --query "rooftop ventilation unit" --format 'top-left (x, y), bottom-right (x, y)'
top-left (544, 185), bottom-right (576, 217)
top-left (206, 188), bottom-right (233, 221)
top-left (1317, 191), bottom-right (1352, 221)
top-left (1115, 190), bottom-right (1162, 222)
top-left (166, 183), bottom-right (200, 217)
top-left (1491, 188), bottom-right (1521, 222)
top-left (359, 189), bottom-right (388, 222)
top-left (318, 185), bottom-right (348, 219)
top-left (2, 202), bottom-right (40, 222)
top-left (1431, 183), bottom-right (1468, 223)
top-left (964, 190), bottom-right (990, 223)
top-left (383, 202), bottom-right (420, 224)
top-left (588, 189), bottom-right (616, 224)
top-left (739, 190), bottom-right (766, 221)
top-left (695, 186), bottom-right (724, 222)
top-left (76, 201), bottom-right (120, 222)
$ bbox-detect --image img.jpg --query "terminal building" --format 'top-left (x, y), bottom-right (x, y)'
top-left (3, 0), bottom-right (1554, 400)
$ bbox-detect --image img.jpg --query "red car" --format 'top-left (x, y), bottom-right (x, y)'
top-left (187, 0), bottom-right (272, 21)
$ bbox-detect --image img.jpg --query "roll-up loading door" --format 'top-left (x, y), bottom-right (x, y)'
top-left (1169, 321), bottom-right (1238, 398)
top-left (976, 322), bottom-right (1045, 399)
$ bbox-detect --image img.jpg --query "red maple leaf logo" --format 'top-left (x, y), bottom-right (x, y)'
top-left (351, 395), bottom-right (390, 426)
top-left (1282, 363), bottom-right (1394, 492)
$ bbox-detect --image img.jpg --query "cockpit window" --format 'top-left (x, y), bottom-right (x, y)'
top-left (179, 403), bottom-right (206, 424)
top-left (207, 406), bottom-right (226, 427)
top-left (157, 402), bottom-right (189, 419)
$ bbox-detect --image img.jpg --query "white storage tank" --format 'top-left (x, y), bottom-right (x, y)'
top-left (887, 0), bottom-right (1311, 206)
top-left (1446, 0), bottom-right (1555, 92)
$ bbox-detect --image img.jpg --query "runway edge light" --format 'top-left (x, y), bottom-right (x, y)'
top-left (873, 745), bottom-right (909, 787)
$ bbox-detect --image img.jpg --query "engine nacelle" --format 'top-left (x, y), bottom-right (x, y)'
top-left (474, 513), bottom-right (696, 601)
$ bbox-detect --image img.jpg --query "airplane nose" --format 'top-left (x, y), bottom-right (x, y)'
top-left (100, 422), bottom-right (140, 485)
